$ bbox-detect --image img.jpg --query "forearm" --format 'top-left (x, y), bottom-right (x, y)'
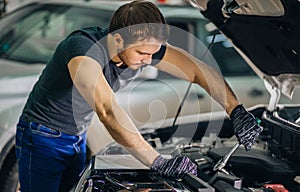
top-left (198, 73), bottom-right (239, 115)
top-left (96, 99), bottom-right (159, 167)
top-left (191, 58), bottom-right (239, 115)
top-left (223, 81), bottom-right (240, 115)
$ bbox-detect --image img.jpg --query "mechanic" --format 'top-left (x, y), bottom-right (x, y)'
top-left (15, 1), bottom-right (263, 191)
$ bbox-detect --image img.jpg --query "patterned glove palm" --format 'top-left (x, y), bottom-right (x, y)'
top-left (150, 155), bottom-right (197, 178)
top-left (231, 104), bottom-right (263, 151)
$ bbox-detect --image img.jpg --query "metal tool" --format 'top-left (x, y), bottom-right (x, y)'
top-left (213, 143), bottom-right (240, 174)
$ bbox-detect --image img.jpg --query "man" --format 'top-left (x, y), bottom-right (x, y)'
top-left (15, 1), bottom-right (262, 191)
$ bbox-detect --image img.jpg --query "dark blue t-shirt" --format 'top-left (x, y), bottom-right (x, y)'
top-left (20, 27), bottom-right (166, 135)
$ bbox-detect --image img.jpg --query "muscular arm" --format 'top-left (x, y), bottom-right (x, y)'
top-left (68, 56), bottom-right (159, 167)
top-left (156, 44), bottom-right (239, 115)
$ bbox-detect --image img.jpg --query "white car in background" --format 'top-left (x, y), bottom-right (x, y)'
top-left (0, 0), bottom-right (299, 191)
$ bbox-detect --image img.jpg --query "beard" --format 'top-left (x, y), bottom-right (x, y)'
top-left (117, 49), bottom-right (145, 70)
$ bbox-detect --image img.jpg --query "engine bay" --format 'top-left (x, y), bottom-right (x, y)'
top-left (75, 105), bottom-right (300, 192)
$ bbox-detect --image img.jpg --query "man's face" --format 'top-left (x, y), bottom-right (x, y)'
top-left (118, 39), bottom-right (162, 70)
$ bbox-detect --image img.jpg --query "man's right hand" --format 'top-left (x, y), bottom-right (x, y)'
top-left (150, 155), bottom-right (197, 178)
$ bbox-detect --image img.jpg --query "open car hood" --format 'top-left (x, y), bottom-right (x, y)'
top-left (188, 0), bottom-right (300, 99)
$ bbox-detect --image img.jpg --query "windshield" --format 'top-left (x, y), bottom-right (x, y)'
top-left (0, 4), bottom-right (113, 64)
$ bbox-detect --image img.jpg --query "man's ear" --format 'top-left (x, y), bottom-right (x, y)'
top-left (113, 33), bottom-right (124, 49)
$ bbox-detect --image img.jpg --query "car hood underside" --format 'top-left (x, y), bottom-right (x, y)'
top-left (197, 0), bottom-right (300, 98)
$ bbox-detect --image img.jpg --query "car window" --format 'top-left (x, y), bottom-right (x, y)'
top-left (158, 17), bottom-right (255, 79)
top-left (0, 4), bottom-right (112, 64)
top-left (205, 33), bottom-right (255, 77)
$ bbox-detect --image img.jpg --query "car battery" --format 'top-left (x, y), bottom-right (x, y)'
top-left (262, 107), bottom-right (300, 163)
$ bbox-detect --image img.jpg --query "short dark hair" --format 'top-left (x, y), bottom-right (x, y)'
top-left (109, 0), bottom-right (169, 45)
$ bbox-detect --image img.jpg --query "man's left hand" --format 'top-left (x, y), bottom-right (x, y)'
top-left (230, 104), bottom-right (263, 151)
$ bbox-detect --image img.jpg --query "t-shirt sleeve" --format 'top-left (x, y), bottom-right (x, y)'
top-left (62, 33), bottom-right (106, 68)
top-left (151, 44), bottom-right (166, 66)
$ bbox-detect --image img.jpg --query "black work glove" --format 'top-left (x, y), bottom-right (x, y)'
top-left (150, 155), bottom-right (197, 178)
top-left (230, 104), bottom-right (263, 151)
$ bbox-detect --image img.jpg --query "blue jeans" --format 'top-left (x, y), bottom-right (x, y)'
top-left (15, 119), bottom-right (87, 192)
